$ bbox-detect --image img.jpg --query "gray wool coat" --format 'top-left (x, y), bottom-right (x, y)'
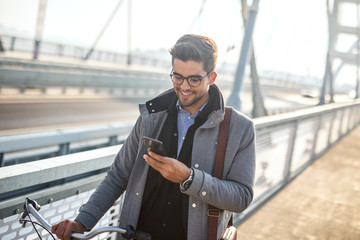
top-left (76, 86), bottom-right (256, 240)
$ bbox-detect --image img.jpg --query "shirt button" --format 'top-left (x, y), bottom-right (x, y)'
top-left (202, 191), bottom-right (207, 196)
top-left (151, 109), bottom-right (155, 112)
top-left (149, 103), bottom-right (152, 106)
top-left (192, 203), bottom-right (197, 208)
top-left (188, 116), bottom-right (191, 119)
top-left (136, 193), bottom-right (139, 196)
top-left (194, 164), bottom-right (199, 168)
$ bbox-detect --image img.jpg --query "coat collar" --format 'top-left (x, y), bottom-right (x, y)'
top-left (141, 84), bottom-right (224, 115)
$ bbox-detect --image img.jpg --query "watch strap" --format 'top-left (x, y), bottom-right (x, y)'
top-left (180, 167), bottom-right (194, 191)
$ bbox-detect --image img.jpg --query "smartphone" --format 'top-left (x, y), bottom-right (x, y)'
top-left (142, 136), bottom-right (166, 156)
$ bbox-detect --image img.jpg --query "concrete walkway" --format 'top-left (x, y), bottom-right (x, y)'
top-left (237, 125), bottom-right (360, 240)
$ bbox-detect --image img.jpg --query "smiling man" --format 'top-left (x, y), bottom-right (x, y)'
top-left (52, 34), bottom-right (256, 240)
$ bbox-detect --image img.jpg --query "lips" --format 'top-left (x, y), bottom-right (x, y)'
top-left (180, 90), bottom-right (192, 96)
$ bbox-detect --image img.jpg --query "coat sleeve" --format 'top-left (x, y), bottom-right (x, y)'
top-left (75, 116), bottom-right (144, 229)
top-left (184, 114), bottom-right (256, 213)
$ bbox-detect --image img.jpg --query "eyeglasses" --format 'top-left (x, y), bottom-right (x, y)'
top-left (170, 70), bottom-right (212, 87)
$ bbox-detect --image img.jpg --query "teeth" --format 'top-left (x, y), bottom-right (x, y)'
top-left (181, 91), bottom-right (191, 96)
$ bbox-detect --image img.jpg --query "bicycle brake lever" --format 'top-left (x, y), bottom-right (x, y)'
top-left (19, 198), bottom-right (42, 227)
top-left (26, 198), bottom-right (41, 211)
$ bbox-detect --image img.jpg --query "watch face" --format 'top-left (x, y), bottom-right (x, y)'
top-left (183, 177), bottom-right (193, 190)
top-left (181, 168), bottom-right (194, 191)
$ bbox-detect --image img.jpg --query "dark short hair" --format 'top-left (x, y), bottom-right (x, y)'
top-left (169, 34), bottom-right (218, 73)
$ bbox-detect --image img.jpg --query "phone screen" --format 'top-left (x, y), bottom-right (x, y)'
top-left (142, 136), bottom-right (166, 156)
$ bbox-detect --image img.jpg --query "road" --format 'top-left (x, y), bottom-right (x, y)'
top-left (1, 86), bottom-right (350, 136)
top-left (0, 95), bottom-right (140, 135)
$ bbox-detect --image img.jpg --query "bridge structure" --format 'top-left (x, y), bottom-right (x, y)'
top-left (0, 0), bottom-right (360, 239)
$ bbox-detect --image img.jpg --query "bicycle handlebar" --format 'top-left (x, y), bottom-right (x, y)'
top-left (19, 198), bottom-right (151, 240)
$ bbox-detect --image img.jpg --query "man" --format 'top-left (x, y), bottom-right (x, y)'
top-left (52, 34), bottom-right (256, 240)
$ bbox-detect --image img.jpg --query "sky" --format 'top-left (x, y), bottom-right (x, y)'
top-left (0, 0), bottom-right (358, 86)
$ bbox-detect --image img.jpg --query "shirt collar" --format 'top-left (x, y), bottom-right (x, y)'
top-left (176, 100), bottom-right (208, 118)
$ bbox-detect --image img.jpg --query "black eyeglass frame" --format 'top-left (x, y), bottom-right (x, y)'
top-left (169, 69), bottom-right (213, 87)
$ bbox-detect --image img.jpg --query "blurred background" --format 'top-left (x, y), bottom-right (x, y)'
top-left (0, 0), bottom-right (358, 134)
top-left (0, 1), bottom-right (360, 239)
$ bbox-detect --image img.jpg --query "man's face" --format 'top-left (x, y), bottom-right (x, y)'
top-left (172, 59), bottom-right (216, 115)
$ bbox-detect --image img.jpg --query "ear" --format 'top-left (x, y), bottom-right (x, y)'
top-left (208, 72), bottom-right (217, 85)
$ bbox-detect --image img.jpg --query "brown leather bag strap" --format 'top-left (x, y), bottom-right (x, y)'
top-left (208, 107), bottom-right (232, 240)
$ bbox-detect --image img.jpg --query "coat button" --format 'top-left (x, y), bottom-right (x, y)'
top-left (194, 164), bottom-right (199, 168)
top-left (201, 191), bottom-right (207, 196)
top-left (192, 203), bottom-right (197, 208)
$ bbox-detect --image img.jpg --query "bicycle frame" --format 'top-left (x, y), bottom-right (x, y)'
top-left (19, 198), bottom-right (151, 240)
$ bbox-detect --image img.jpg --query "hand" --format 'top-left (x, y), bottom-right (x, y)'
top-left (143, 151), bottom-right (191, 183)
top-left (51, 220), bottom-right (87, 240)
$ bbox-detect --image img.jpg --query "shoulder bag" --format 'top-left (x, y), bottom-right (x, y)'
top-left (207, 107), bottom-right (237, 240)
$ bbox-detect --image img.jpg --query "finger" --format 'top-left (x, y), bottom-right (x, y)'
top-left (51, 223), bottom-right (58, 233)
top-left (55, 221), bottom-right (68, 240)
top-left (143, 154), bottom-right (163, 171)
top-left (148, 151), bottom-right (166, 163)
top-left (64, 225), bottom-right (74, 240)
top-left (55, 225), bottom-right (65, 239)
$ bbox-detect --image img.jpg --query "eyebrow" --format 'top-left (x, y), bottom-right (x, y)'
top-left (172, 71), bottom-right (203, 78)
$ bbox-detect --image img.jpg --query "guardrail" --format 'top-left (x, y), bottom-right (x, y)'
top-left (0, 121), bottom-right (135, 167)
top-left (0, 58), bottom-right (235, 96)
top-left (1, 100), bottom-right (359, 239)
top-left (0, 63), bottom-right (173, 97)
top-left (0, 34), bottom-right (172, 68)
top-left (0, 58), bottom-right (170, 77)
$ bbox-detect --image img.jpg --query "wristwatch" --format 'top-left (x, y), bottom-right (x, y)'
top-left (180, 168), bottom-right (194, 191)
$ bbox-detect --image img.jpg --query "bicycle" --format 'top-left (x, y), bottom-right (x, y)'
top-left (19, 198), bottom-right (151, 240)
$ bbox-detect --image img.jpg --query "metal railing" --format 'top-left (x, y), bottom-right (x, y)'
top-left (0, 58), bottom-right (174, 96)
top-left (0, 34), bottom-right (171, 68)
top-left (0, 121), bottom-right (135, 167)
top-left (235, 99), bottom-right (360, 223)
top-left (0, 100), bottom-right (359, 239)
top-left (0, 35), bottom-right (319, 96)
top-left (0, 57), bottom-right (235, 97)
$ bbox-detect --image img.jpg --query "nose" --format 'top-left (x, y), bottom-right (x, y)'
top-left (180, 78), bottom-right (191, 90)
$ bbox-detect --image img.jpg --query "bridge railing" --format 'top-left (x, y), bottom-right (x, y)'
top-left (0, 100), bottom-right (359, 239)
top-left (0, 34), bottom-right (171, 68)
top-left (0, 58), bottom-right (174, 96)
top-left (0, 57), bottom-right (234, 97)
top-left (0, 121), bottom-right (135, 167)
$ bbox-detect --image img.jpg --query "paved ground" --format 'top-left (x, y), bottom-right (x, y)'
top-left (237, 125), bottom-right (360, 239)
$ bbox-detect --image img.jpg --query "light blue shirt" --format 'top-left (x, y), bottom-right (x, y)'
top-left (176, 100), bottom-right (207, 157)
